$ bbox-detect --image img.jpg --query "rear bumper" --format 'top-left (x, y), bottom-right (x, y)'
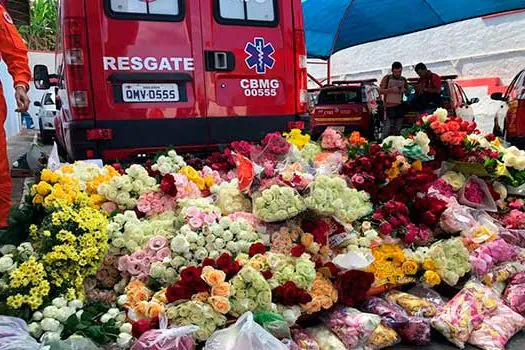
top-left (63, 114), bottom-right (310, 161)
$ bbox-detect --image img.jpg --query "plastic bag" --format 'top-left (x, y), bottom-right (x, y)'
top-left (507, 182), bottom-right (525, 196)
top-left (468, 299), bottom-right (525, 350)
top-left (438, 205), bottom-right (477, 234)
top-left (500, 228), bottom-right (525, 248)
top-left (133, 314), bottom-right (197, 350)
top-left (290, 327), bottom-right (320, 350)
top-left (384, 290), bottom-right (437, 318)
top-left (360, 297), bottom-right (409, 329)
top-left (503, 271), bottom-right (525, 316)
top-left (396, 316), bottom-right (431, 345)
top-left (0, 316), bottom-right (40, 350)
top-left (458, 176), bottom-right (497, 212)
top-left (469, 239), bottom-right (519, 276)
top-left (307, 326), bottom-right (346, 350)
top-left (407, 284), bottom-right (446, 307)
top-left (322, 307), bottom-right (381, 349)
top-left (253, 311), bottom-right (290, 339)
top-left (431, 281), bottom-right (499, 348)
top-left (365, 324), bottom-right (400, 350)
top-left (205, 312), bottom-right (287, 350)
top-left (45, 338), bottom-right (99, 350)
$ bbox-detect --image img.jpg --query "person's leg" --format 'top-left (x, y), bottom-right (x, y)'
top-left (383, 108), bottom-right (394, 138)
top-left (0, 96), bottom-right (11, 228)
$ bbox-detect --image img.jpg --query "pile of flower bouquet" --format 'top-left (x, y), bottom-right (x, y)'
top-left (2, 108), bottom-right (525, 349)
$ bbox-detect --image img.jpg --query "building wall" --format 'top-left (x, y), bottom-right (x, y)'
top-left (307, 11), bottom-right (525, 133)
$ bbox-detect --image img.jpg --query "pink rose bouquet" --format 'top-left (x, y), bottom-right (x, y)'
top-left (118, 236), bottom-right (172, 280)
top-left (137, 192), bottom-right (177, 217)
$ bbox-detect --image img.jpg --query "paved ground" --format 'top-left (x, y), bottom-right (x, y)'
top-left (7, 129), bottom-right (52, 205)
top-left (5, 131), bottom-right (525, 349)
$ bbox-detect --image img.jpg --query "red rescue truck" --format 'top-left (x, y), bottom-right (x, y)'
top-left (33, 0), bottom-right (309, 161)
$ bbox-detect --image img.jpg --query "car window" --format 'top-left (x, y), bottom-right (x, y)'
top-left (42, 93), bottom-right (54, 106)
top-left (108, 0), bottom-right (183, 19)
top-left (317, 89), bottom-right (361, 105)
top-left (216, 0), bottom-right (277, 25)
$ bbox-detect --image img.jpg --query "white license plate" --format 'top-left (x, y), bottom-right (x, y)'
top-left (122, 84), bottom-right (179, 103)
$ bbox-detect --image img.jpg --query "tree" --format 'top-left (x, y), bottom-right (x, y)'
top-left (17, 0), bottom-right (57, 51)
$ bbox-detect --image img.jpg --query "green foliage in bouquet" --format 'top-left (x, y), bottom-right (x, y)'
top-left (62, 303), bottom-right (120, 345)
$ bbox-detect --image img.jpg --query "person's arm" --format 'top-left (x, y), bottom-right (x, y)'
top-left (425, 73), bottom-right (442, 94)
top-left (0, 6), bottom-right (31, 112)
top-left (379, 75), bottom-right (394, 95)
top-left (403, 78), bottom-right (409, 93)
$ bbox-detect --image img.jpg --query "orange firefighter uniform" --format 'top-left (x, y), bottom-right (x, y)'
top-left (0, 5), bottom-right (31, 227)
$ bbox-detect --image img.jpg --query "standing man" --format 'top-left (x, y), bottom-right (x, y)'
top-left (380, 61), bottom-right (408, 137)
top-left (0, 4), bottom-right (31, 229)
top-left (414, 62), bottom-right (442, 113)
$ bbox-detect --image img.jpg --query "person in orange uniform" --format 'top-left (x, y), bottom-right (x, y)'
top-left (0, 5), bottom-right (31, 229)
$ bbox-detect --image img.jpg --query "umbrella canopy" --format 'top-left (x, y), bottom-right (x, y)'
top-left (303, 0), bottom-right (525, 59)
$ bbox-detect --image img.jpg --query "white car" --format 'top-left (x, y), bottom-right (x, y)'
top-left (34, 91), bottom-right (57, 144)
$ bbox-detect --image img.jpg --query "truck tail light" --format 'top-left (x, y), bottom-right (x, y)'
top-left (86, 128), bottom-right (113, 141)
top-left (295, 30), bottom-right (308, 115)
top-left (64, 17), bottom-right (93, 120)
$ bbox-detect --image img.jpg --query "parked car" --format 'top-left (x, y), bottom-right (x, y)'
top-left (34, 91), bottom-right (57, 144)
top-left (403, 75), bottom-right (479, 125)
top-left (310, 80), bottom-right (383, 139)
top-left (491, 69), bottom-right (525, 148)
top-left (33, 0), bottom-right (309, 161)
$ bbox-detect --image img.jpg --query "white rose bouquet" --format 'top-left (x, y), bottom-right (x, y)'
top-left (229, 266), bottom-right (273, 317)
top-left (98, 164), bottom-right (157, 209)
top-left (305, 175), bottom-right (372, 223)
top-left (211, 179), bottom-right (252, 215)
top-left (151, 150), bottom-right (187, 176)
top-left (253, 185), bottom-right (306, 222)
top-left (166, 300), bottom-right (226, 341)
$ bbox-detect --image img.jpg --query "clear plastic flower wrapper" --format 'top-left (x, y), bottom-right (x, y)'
top-left (307, 325), bottom-right (346, 350)
top-left (406, 284), bottom-right (446, 308)
top-left (304, 175), bottom-right (372, 224)
top-left (469, 239), bottom-right (519, 276)
top-left (204, 312), bottom-right (287, 350)
top-left (365, 324), bottom-right (401, 350)
top-left (458, 176), bottom-right (497, 212)
top-left (290, 327), bottom-right (320, 350)
top-left (212, 180), bottom-right (252, 215)
top-left (438, 205), bottom-right (477, 234)
top-left (396, 316), bottom-right (432, 345)
top-left (132, 320), bottom-right (197, 350)
top-left (253, 311), bottom-right (291, 339)
top-left (322, 306), bottom-right (381, 349)
top-left (384, 290), bottom-right (437, 318)
top-left (503, 271), bottom-right (525, 316)
top-left (0, 317), bottom-right (40, 350)
top-left (431, 281), bottom-right (499, 348)
top-left (468, 299), bottom-right (525, 350)
top-left (499, 228), bottom-right (525, 248)
top-left (253, 185), bottom-right (306, 223)
top-left (360, 297), bottom-right (409, 329)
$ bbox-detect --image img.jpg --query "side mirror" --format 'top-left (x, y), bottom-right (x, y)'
top-left (469, 97), bottom-right (479, 104)
top-left (34, 65), bottom-right (51, 90)
top-left (34, 101), bottom-right (41, 107)
top-left (491, 92), bottom-right (504, 101)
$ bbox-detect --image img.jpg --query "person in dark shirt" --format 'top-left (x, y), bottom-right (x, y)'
top-left (414, 62), bottom-right (443, 113)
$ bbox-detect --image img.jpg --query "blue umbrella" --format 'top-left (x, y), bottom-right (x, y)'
top-left (303, 0), bottom-right (525, 59)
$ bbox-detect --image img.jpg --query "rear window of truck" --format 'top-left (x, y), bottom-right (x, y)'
top-left (215, 0), bottom-right (278, 26)
top-left (106, 0), bottom-right (184, 21)
top-left (317, 89), bottom-right (362, 105)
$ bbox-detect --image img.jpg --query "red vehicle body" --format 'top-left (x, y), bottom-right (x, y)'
top-left (492, 69), bottom-right (525, 148)
top-left (309, 80), bottom-right (382, 138)
top-left (34, 0), bottom-right (308, 161)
